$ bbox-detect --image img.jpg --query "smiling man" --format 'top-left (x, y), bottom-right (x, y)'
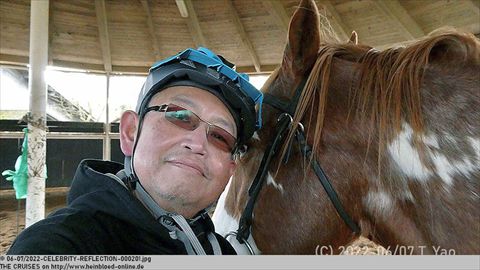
top-left (8, 48), bottom-right (263, 255)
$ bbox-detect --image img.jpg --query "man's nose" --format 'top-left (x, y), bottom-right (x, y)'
top-left (181, 123), bottom-right (208, 154)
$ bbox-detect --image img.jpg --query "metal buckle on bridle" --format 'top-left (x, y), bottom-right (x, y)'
top-left (224, 231), bottom-right (256, 255)
top-left (276, 113), bottom-right (306, 164)
top-left (277, 112), bottom-right (293, 125)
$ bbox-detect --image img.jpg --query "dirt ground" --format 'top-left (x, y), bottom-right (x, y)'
top-left (0, 189), bottom-right (68, 254)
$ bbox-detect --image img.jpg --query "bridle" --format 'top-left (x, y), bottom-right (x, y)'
top-left (226, 74), bottom-right (360, 254)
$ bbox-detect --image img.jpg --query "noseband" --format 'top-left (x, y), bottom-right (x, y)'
top-left (228, 76), bottom-right (360, 254)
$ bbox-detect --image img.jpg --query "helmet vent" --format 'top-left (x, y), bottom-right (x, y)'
top-left (180, 59), bottom-right (196, 69)
top-left (206, 67), bottom-right (220, 79)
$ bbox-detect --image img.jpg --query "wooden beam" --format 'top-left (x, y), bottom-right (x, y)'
top-left (94, 0), bottom-right (112, 72)
top-left (0, 53), bottom-right (275, 75)
top-left (0, 63), bottom-right (29, 71)
top-left (224, 0), bottom-right (261, 72)
top-left (53, 60), bottom-right (149, 75)
top-left (0, 53), bottom-right (29, 65)
top-left (52, 62), bottom-right (274, 75)
top-left (51, 59), bottom-right (105, 73)
top-left (262, 0), bottom-right (289, 36)
top-left (236, 64), bottom-right (277, 74)
top-left (318, 1), bottom-right (350, 41)
top-left (183, 0), bottom-right (207, 47)
top-left (373, 0), bottom-right (424, 40)
top-left (175, 0), bottom-right (188, 17)
top-left (140, 0), bottom-right (161, 60)
top-left (112, 65), bottom-right (149, 74)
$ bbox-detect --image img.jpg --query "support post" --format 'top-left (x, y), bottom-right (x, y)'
top-left (26, 0), bottom-right (49, 227)
top-left (104, 73), bottom-right (111, 161)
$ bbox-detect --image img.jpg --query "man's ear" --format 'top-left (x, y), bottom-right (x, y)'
top-left (119, 110), bottom-right (139, 156)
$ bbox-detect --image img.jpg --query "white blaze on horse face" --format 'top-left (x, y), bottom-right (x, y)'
top-left (266, 172), bottom-right (284, 194)
top-left (388, 123), bottom-right (479, 188)
top-left (212, 178), bottom-right (261, 255)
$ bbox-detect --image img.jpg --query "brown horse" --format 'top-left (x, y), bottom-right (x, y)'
top-left (213, 0), bottom-right (479, 255)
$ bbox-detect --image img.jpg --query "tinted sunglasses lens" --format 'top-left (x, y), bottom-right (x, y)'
top-left (207, 126), bottom-right (236, 152)
top-left (164, 104), bottom-right (236, 152)
top-left (164, 105), bottom-right (198, 130)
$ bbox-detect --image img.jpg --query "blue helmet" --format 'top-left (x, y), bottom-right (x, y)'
top-left (135, 47), bottom-right (264, 147)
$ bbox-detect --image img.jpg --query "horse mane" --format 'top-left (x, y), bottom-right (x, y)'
top-left (282, 29), bottom-right (480, 172)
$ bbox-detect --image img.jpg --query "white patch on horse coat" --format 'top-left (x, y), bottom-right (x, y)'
top-left (469, 137), bottom-right (480, 160)
top-left (266, 172), bottom-right (284, 194)
top-left (388, 124), bottom-right (479, 188)
top-left (430, 152), bottom-right (476, 186)
top-left (388, 124), bottom-right (432, 181)
top-left (212, 179), bottom-right (261, 255)
top-left (363, 191), bottom-right (394, 218)
top-left (401, 189), bottom-right (415, 203)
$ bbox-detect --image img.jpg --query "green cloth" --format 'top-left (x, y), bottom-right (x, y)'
top-left (2, 128), bottom-right (29, 199)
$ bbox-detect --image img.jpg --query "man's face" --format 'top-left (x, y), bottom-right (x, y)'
top-left (120, 86), bottom-right (237, 218)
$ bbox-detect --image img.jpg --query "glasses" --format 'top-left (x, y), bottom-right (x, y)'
top-left (144, 104), bottom-right (237, 153)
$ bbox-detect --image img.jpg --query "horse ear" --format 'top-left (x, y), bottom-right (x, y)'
top-left (283, 0), bottom-right (320, 75)
top-left (348, 31), bottom-right (358, 45)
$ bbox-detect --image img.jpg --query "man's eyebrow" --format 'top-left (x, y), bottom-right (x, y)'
top-left (171, 95), bottom-right (236, 134)
top-left (171, 95), bottom-right (198, 110)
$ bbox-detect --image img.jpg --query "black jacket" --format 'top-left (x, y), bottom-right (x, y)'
top-left (7, 159), bottom-right (236, 255)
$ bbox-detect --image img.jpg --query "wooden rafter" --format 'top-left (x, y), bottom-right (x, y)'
top-left (373, 0), bottom-right (424, 40)
top-left (140, 0), bottom-right (161, 60)
top-left (318, 0), bottom-right (350, 41)
top-left (94, 0), bottom-right (112, 72)
top-left (175, 0), bottom-right (188, 17)
top-left (262, 0), bottom-right (289, 36)
top-left (224, 0), bottom-right (261, 72)
top-left (0, 52), bottom-right (276, 75)
top-left (181, 0), bottom-right (207, 47)
top-left (0, 53), bottom-right (29, 65)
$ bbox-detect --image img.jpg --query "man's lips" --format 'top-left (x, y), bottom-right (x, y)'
top-left (166, 160), bottom-right (206, 177)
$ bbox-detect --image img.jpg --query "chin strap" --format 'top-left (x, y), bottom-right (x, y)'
top-left (115, 169), bottom-right (221, 255)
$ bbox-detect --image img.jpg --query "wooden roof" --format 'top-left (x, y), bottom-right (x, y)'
top-left (1, 0), bottom-right (479, 75)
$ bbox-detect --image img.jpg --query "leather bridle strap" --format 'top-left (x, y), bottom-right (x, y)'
top-left (236, 113), bottom-right (293, 243)
top-left (234, 76), bottom-right (360, 245)
top-left (295, 129), bottom-right (360, 233)
top-left (263, 93), bottom-right (290, 112)
top-left (235, 78), bottom-right (308, 244)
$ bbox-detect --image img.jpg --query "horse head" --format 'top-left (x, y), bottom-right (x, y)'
top-left (214, 0), bottom-right (480, 255)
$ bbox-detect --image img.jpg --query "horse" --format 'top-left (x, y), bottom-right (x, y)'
top-left (213, 0), bottom-right (480, 255)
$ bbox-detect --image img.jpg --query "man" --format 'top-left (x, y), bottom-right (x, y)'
top-left (7, 47), bottom-right (263, 254)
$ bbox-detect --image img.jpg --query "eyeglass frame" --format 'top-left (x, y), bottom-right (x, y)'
top-left (142, 103), bottom-right (238, 154)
